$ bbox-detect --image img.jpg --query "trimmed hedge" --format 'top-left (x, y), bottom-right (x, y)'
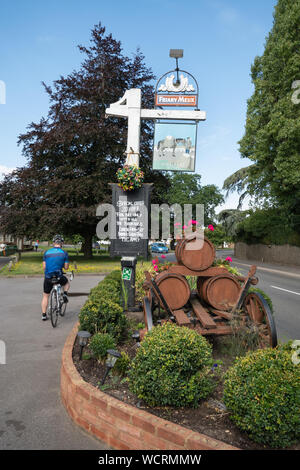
top-left (89, 332), bottom-right (116, 361)
top-left (128, 323), bottom-right (215, 408)
top-left (223, 346), bottom-right (300, 448)
top-left (78, 270), bottom-right (127, 341)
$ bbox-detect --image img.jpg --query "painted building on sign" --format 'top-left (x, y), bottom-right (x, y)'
top-left (153, 54), bottom-right (203, 172)
top-left (153, 122), bottom-right (196, 171)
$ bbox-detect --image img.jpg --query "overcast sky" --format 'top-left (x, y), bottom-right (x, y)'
top-left (0, 0), bottom-right (277, 212)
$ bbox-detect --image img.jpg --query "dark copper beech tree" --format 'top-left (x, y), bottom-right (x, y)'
top-left (0, 23), bottom-right (169, 257)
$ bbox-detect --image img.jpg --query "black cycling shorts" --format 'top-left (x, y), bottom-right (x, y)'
top-left (43, 275), bottom-right (68, 294)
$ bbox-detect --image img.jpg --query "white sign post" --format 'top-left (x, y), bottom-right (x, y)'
top-left (105, 88), bottom-right (206, 167)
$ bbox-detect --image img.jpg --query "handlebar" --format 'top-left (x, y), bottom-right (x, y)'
top-left (63, 270), bottom-right (74, 281)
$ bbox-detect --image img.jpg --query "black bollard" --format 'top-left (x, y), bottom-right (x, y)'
top-left (121, 256), bottom-right (137, 311)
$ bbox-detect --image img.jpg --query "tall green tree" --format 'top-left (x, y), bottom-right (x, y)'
top-left (163, 173), bottom-right (224, 225)
top-left (217, 208), bottom-right (249, 239)
top-left (224, 0), bottom-right (300, 229)
top-left (0, 23), bottom-right (169, 257)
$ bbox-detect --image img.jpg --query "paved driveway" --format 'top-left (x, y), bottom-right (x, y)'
top-left (0, 275), bottom-right (110, 450)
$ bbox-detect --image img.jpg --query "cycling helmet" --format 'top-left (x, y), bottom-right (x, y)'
top-left (52, 234), bottom-right (64, 244)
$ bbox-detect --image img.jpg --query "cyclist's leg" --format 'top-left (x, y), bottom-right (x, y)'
top-left (64, 282), bottom-right (70, 293)
top-left (41, 293), bottom-right (50, 313)
top-left (60, 275), bottom-right (69, 302)
top-left (42, 278), bottom-right (52, 320)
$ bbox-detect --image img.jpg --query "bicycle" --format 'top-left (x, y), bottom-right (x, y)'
top-left (48, 271), bottom-right (74, 328)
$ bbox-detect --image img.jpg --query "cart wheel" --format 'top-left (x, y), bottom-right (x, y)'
top-left (243, 292), bottom-right (277, 348)
top-left (143, 296), bottom-right (154, 331)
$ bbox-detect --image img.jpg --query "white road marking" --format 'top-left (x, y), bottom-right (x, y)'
top-left (233, 261), bottom-right (300, 279)
top-left (271, 285), bottom-right (300, 296)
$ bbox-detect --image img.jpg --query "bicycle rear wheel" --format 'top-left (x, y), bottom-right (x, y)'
top-left (49, 289), bottom-right (59, 327)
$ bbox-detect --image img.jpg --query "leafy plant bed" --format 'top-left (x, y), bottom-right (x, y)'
top-left (72, 330), bottom-right (300, 451)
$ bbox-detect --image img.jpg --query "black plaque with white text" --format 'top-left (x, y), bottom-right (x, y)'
top-left (110, 183), bottom-right (152, 258)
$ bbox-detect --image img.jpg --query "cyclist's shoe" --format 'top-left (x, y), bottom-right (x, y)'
top-left (42, 313), bottom-right (48, 321)
top-left (63, 293), bottom-right (69, 303)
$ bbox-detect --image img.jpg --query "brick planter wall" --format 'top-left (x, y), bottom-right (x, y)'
top-left (61, 323), bottom-right (238, 450)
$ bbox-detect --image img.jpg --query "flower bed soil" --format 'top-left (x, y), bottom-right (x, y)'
top-left (72, 331), bottom-right (299, 451)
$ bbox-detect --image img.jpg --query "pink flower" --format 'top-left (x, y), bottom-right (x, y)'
top-left (183, 225), bottom-right (188, 229)
top-left (225, 256), bottom-right (233, 262)
top-left (174, 222), bottom-right (181, 226)
top-left (188, 219), bottom-right (198, 226)
top-left (153, 265), bottom-right (158, 271)
top-left (161, 254), bottom-right (166, 259)
top-left (208, 224), bottom-right (214, 231)
top-left (152, 259), bottom-right (156, 265)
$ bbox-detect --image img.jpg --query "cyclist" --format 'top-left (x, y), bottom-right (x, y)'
top-left (41, 235), bottom-right (70, 321)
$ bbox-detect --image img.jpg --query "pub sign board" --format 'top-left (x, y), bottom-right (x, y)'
top-left (153, 68), bottom-right (200, 172)
top-left (155, 70), bottom-right (198, 109)
top-left (155, 94), bottom-right (197, 107)
top-left (152, 121), bottom-right (197, 172)
top-left (110, 183), bottom-right (152, 258)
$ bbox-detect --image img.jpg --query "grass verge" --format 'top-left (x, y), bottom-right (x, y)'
top-left (0, 248), bottom-right (125, 276)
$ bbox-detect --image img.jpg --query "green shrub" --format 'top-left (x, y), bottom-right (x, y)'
top-left (78, 270), bottom-right (128, 340)
top-left (89, 333), bottom-right (116, 361)
top-left (128, 323), bottom-right (215, 408)
top-left (113, 351), bottom-right (131, 376)
top-left (277, 339), bottom-right (298, 352)
top-left (78, 299), bottom-right (101, 334)
top-left (107, 269), bottom-right (122, 282)
top-left (223, 347), bottom-right (300, 448)
top-left (79, 296), bottom-right (127, 339)
top-left (89, 285), bottom-right (120, 305)
top-left (89, 269), bottom-right (121, 305)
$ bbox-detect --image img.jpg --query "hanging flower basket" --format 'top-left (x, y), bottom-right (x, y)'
top-left (116, 165), bottom-right (144, 192)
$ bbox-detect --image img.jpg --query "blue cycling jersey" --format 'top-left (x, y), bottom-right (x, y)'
top-left (43, 247), bottom-right (69, 278)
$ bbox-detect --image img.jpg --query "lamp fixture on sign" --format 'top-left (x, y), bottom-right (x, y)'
top-left (169, 49), bottom-right (183, 87)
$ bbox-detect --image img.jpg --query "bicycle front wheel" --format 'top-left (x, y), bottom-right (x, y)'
top-left (60, 293), bottom-right (67, 317)
top-left (49, 289), bottom-right (59, 327)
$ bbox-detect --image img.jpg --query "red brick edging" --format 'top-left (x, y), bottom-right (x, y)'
top-left (61, 323), bottom-right (239, 450)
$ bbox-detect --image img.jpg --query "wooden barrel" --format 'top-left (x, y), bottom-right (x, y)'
top-left (176, 235), bottom-right (215, 271)
top-left (197, 274), bottom-right (241, 311)
top-left (155, 271), bottom-right (190, 310)
top-left (175, 238), bottom-right (184, 261)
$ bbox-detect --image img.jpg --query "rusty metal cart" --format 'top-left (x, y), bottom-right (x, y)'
top-left (142, 236), bottom-right (278, 349)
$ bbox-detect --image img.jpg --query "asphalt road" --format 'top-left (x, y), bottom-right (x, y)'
top-left (156, 249), bottom-right (300, 342)
top-left (0, 275), bottom-right (110, 450)
top-left (0, 257), bottom-right (10, 270)
top-left (222, 252), bottom-right (300, 342)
